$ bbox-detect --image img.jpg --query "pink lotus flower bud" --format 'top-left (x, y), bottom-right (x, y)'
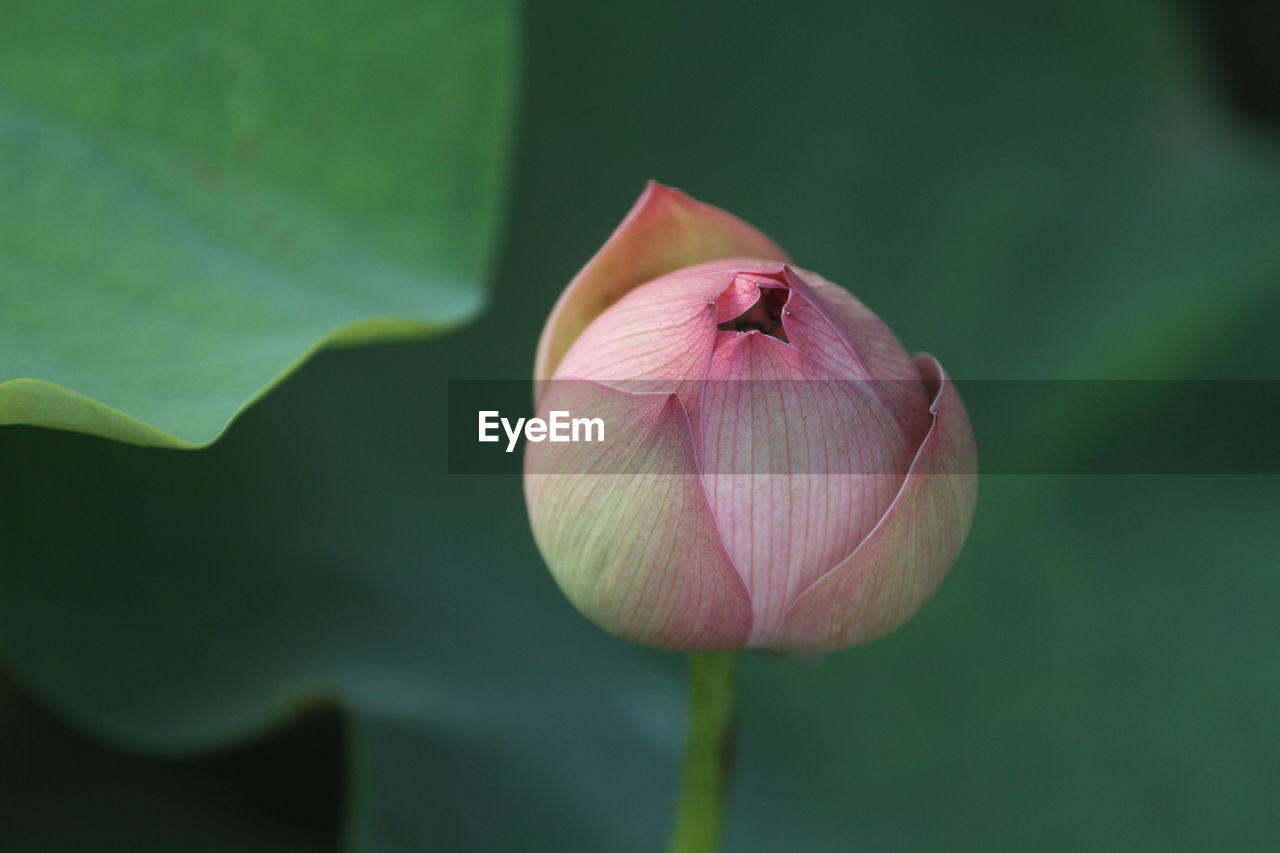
top-left (526, 183), bottom-right (977, 652)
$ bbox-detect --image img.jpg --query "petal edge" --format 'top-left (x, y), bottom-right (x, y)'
top-left (771, 355), bottom-right (978, 651)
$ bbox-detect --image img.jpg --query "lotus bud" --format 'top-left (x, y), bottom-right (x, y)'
top-left (526, 183), bottom-right (977, 652)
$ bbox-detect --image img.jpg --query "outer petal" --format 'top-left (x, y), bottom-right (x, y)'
top-left (779, 267), bottom-right (933, 443)
top-left (524, 381), bottom-right (753, 649)
top-left (552, 259), bottom-right (786, 387)
top-left (771, 355), bottom-right (978, 652)
top-left (534, 182), bottom-right (789, 382)
top-left (551, 266), bottom-right (728, 387)
top-left (696, 331), bottom-right (915, 646)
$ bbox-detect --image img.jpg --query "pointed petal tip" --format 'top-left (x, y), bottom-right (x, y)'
top-left (534, 183), bottom-right (789, 383)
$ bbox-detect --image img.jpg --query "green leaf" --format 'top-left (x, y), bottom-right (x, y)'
top-left (0, 0), bottom-right (518, 447)
top-left (0, 355), bottom-right (682, 851)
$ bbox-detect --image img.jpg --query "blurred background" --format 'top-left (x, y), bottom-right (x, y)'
top-left (2, 1), bottom-right (1278, 851)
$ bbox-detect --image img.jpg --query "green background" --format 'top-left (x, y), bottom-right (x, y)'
top-left (2, 1), bottom-right (1278, 851)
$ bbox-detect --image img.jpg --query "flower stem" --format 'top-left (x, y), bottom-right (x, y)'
top-left (668, 651), bottom-right (740, 853)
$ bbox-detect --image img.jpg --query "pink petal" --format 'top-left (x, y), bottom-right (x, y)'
top-left (695, 331), bottom-right (917, 646)
top-left (711, 268), bottom-right (768, 322)
top-left (551, 266), bottom-right (728, 387)
top-left (779, 267), bottom-right (933, 442)
top-left (552, 260), bottom-right (792, 389)
top-left (534, 182), bottom-right (789, 383)
top-left (524, 381), bottom-right (753, 649)
top-left (771, 355), bottom-right (978, 651)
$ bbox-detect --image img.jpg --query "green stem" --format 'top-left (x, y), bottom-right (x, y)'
top-left (668, 651), bottom-right (740, 853)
